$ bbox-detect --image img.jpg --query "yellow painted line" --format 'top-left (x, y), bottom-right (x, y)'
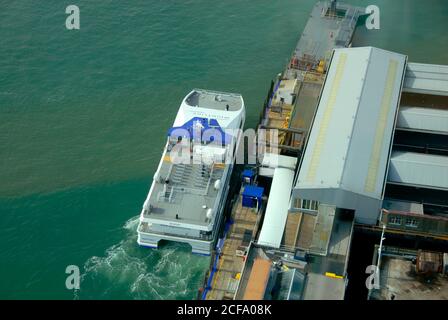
top-left (306, 53), bottom-right (347, 183)
top-left (364, 59), bottom-right (398, 193)
top-left (325, 272), bottom-right (344, 279)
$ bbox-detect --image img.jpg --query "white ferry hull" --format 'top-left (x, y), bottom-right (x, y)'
top-left (137, 89), bottom-right (245, 255)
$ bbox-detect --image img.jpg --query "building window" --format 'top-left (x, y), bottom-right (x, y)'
top-left (389, 216), bottom-right (402, 225)
top-left (405, 218), bottom-right (418, 228)
top-left (301, 199), bottom-right (319, 211)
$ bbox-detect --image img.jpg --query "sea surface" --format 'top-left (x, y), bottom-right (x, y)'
top-left (0, 0), bottom-right (447, 299)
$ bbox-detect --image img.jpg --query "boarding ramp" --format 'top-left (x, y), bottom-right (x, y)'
top-left (257, 168), bottom-right (295, 248)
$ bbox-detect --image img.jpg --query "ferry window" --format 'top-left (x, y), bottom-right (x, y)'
top-left (294, 198), bottom-right (301, 209)
top-left (389, 216), bottom-right (402, 225)
top-left (301, 199), bottom-right (318, 211)
top-left (405, 218), bottom-right (418, 228)
top-left (302, 199), bottom-right (310, 209)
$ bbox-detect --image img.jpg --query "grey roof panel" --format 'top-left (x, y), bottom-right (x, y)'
top-left (403, 62), bottom-right (448, 96)
top-left (397, 106), bottom-right (448, 134)
top-left (295, 47), bottom-right (407, 201)
top-left (388, 151), bottom-right (448, 190)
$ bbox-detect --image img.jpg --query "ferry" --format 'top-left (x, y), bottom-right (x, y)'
top-left (137, 89), bottom-right (245, 255)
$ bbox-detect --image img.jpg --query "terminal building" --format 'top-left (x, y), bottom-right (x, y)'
top-left (291, 46), bottom-right (448, 237)
top-left (236, 46), bottom-right (448, 300)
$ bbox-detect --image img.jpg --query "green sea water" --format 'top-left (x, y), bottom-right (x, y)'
top-left (0, 0), bottom-right (447, 299)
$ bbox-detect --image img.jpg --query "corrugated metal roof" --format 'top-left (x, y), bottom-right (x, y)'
top-left (295, 47), bottom-right (407, 200)
top-left (257, 168), bottom-right (294, 248)
top-left (388, 151), bottom-right (448, 190)
top-left (397, 106), bottom-right (448, 134)
top-left (403, 63), bottom-right (448, 96)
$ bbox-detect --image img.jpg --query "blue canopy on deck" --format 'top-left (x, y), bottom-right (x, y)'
top-left (242, 185), bottom-right (264, 208)
top-left (167, 117), bottom-right (233, 145)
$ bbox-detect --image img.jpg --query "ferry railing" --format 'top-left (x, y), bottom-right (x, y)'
top-left (138, 223), bottom-right (214, 242)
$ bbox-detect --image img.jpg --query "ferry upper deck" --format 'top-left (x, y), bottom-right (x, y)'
top-left (185, 89), bottom-right (244, 112)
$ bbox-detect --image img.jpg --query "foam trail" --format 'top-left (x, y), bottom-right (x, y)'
top-left (77, 216), bottom-right (210, 300)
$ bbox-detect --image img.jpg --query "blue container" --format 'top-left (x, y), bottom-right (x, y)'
top-left (242, 185), bottom-right (264, 208)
